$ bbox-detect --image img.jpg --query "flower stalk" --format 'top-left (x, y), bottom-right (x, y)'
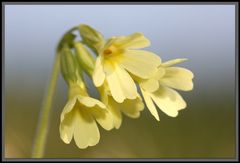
top-left (31, 26), bottom-right (78, 158)
top-left (31, 51), bottom-right (60, 158)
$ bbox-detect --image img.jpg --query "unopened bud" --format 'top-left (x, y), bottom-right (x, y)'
top-left (60, 45), bottom-right (81, 85)
top-left (74, 42), bottom-right (95, 75)
top-left (79, 24), bottom-right (105, 53)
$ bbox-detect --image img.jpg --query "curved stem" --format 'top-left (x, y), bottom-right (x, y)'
top-left (31, 25), bottom-right (79, 158)
top-left (31, 52), bottom-right (60, 158)
top-left (32, 26), bottom-right (85, 158)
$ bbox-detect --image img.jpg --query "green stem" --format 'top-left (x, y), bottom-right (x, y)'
top-left (31, 26), bottom-right (79, 158)
top-left (31, 52), bottom-right (60, 158)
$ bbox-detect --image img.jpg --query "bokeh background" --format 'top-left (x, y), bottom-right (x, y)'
top-left (4, 4), bottom-right (236, 158)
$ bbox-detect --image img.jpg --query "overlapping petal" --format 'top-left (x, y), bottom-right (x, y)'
top-left (106, 66), bottom-right (138, 103)
top-left (160, 67), bottom-right (194, 91)
top-left (60, 95), bottom-right (113, 149)
top-left (72, 108), bottom-right (100, 149)
top-left (140, 85), bottom-right (187, 121)
top-left (107, 97), bottom-right (122, 129)
top-left (140, 88), bottom-right (160, 121)
top-left (140, 78), bottom-right (159, 93)
top-left (138, 58), bottom-right (193, 121)
top-left (92, 57), bottom-right (105, 87)
top-left (89, 106), bottom-right (114, 131)
top-left (150, 86), bottom-right (187, 117)
top-left (105, 95), bottom-right (144, 128)
top-left (99, 81), bottom-right (144, 129)
top-left (117, 95), bottom-right (144, 118)
top-left (114, 32), bottom-right (150, 49)
top-left (120, 50), bottom-right (161, 79)
top-left (60, 98), bottom-right (100, 148)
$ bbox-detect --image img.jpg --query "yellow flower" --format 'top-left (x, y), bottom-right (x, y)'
top-left (59, 83), bottom-right (113, 149)
top-left (92, 33), bottom-right (161, 103)
top-left (59, 45), bottom-right (113, 149)
top-left (138, 58), bottom-right (194, 121)
top-left (98, 82), bottom-right (144, 129)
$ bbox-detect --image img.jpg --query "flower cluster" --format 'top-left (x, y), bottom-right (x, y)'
top-left (58, 24), bottom-right (194, 149)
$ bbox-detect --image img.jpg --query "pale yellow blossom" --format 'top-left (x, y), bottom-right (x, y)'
top-left (138, 59), bottom-right (194, 121)
top-left (92, 33), bottom-right (161, 103)
top-left (59, 45), bottom-right (113, 149)
top-left (59, 83), bottom-right (114, 149)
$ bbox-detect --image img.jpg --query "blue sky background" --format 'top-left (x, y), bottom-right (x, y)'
top-left (5, 5), bottom-right (235, 87)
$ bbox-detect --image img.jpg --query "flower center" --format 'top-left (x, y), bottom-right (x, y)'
top-left (103, 46), bottom-right (118, 57)
top-left (103, 49), bottom-right (112, 55)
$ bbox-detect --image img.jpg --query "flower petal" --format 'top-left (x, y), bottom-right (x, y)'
top-left (90, 107), bottom-right (114, 131)
top-left (78, 96), bottom-right (106, 109)
top-left (160, 67), bottom-right (194, 91)
top-left (101, 37), bottom-right (118, 53)
top-left (161, 58), bottom-right (188, 67)
top-left (106, 66), bottom-right (138, 103)
top-left (98, 84), bottom-right (122, 129)
top-left (140, 78), bottom-right (159, 93)
top-left (154, 67), bottom-right (166, 80)
top-left (60, 97), bottom-right (77, 122)
top-left (115, 66), bottom-right (138, 99)
top-left (76, 96), bottom-right (113, 131)
top-left (150, 86), bottom-right (187, 117)
top-left (114, 32), bottom-right (150, 49)
top-left (93, 56), bottom-right (105, 87)
top-left (59, 109), bottom-right (75, 144)
top-left (106, 71), bottom-right (125, 103)
top-left (140, 88), bottom-right (160, 121)
top-left (73, 108), bottom-right (100, 149)
top-left (59, 101), bottom-right (101, 148)
top-left (120, 50), bottom-right (161, 79)
top-left (119, 95), bottom-right (144, 118)
top-left (108, 96), bottom-right (122, 129)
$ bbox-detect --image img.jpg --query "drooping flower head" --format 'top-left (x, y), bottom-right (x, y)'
top-left (59, 84), bottom-right (113, 149)
top-left (58, 24), bottom-right (194, 150)
top-left (59, 44), bottom-right (113, 149)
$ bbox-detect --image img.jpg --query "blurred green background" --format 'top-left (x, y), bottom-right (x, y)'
top-left (4, 4), bottom-right (236, 158)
